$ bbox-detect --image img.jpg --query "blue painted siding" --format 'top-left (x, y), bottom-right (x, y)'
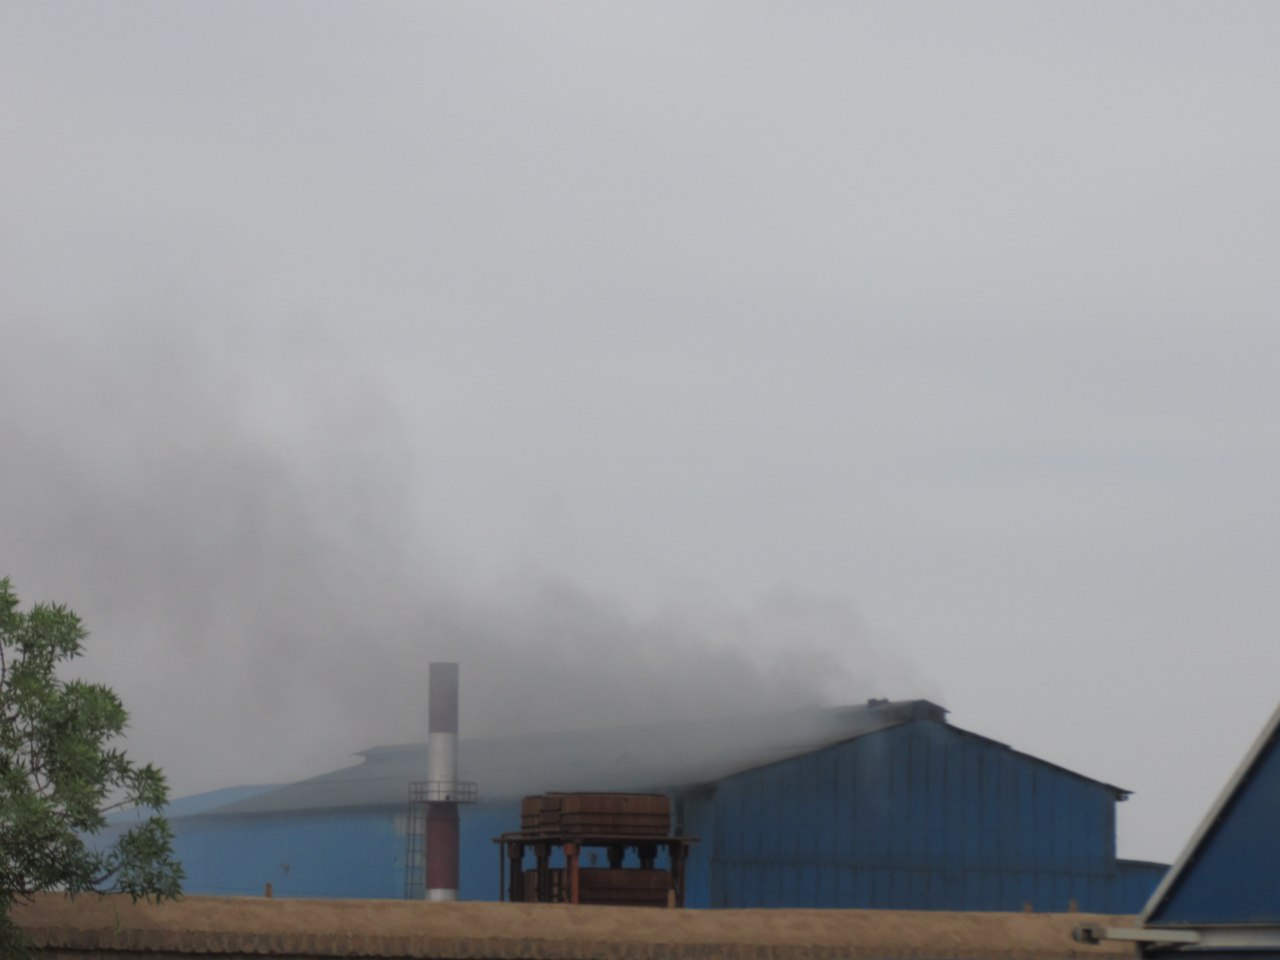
top-left (1148, 722), bottom-right (1280, 926)
top-left (175, 801), bottom-right (521, 901)
top-left (678, 788), bottom-right (715, 908)
top-left (458, 803), bottom-right (521, 901)
top-left (704, 720), bottom-right (1138, 911)
top-left (1113, 860), bottom-right (1168, 914)
top-left (174, 810), bottom-right (405, 898)
top-left (162, 719), bottom-right (1164, 911)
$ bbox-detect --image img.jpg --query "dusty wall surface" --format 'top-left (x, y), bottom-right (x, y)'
top-left (15, 893), bottom-right (1139, 960)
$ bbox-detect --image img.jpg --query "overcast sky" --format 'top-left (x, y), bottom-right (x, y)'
top-left (3, 2), bottom-right (1278, 864)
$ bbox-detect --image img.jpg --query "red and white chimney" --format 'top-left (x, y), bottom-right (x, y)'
top-left (426, 662), bottom-right (460, 901)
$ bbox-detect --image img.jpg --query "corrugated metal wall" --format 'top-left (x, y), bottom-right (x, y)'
top-left (173, 810), bottom-right (405, 898)
top-left (1146, 720), bottom-right (1280, 925)
top-left (1113, 860), bottom-right (1169, 913)
top-left (174, 802), bottom-right (521, 901)
top-left (167, 721), bottom-right (1164, 911)
top-left (686, 719), bottom-right (1151, 912)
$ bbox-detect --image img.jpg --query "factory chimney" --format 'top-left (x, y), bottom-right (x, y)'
top-left (426, 662), bottom-right (461, 901)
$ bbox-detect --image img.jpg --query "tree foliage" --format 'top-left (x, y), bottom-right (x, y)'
top-left (0, 578), bottom-right (182, 951)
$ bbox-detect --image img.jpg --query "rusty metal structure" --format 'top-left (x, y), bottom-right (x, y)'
top-left (495, 793), bottom-right (696, 907)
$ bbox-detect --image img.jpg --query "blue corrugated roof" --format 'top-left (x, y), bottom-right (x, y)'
top-left (192, 700), bottom-right (945, 816)
top-left (941, 723), bottom-right (1130, 800)
top-left (187, 699), bottom-right (1129, 820)
top-left (1142, 701), bottom-right (1280, 927)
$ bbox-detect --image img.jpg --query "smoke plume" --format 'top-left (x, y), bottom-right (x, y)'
top-left (0, 318), bottom-right (929, 796)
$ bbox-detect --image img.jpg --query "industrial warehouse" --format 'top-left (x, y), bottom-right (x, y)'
top-left (26, 700), bottom-right (1280, 959)
top-left (140, 668), bottom-right (1166, 913)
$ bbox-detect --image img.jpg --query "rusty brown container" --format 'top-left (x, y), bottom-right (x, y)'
top-left (538, 794), bottom-right (563, 832)
top-left (558, 793), bottom-right (671, 837)
top-left (577, 868), bottom-right (670, 907)
top-left (520, 796), bottom-right (543, 831)
top-left (519, 794), bottom-right (566, 833)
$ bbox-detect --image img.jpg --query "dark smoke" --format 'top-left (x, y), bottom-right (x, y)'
top-left (0, 319), bottom-right (930, 797)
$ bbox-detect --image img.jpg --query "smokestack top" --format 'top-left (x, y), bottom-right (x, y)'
top-left (429, 662), bottom-right (459, 734)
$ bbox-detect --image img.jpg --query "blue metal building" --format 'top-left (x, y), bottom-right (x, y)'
top-left (152, 699), bottom-right (1165, 910)
top-left (1077, 701), bottom-right (1280, 957)
top-left (1142, 700), bottom-right (1280, 932)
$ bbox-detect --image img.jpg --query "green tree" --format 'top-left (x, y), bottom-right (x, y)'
top-left (0, 578), bottom-right (182, 953)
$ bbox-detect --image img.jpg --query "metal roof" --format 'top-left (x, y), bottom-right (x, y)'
top-left (940, 724), bottom-right (1131, 800)
top-left (187, 698), bottom-right (1130, 820)
top-left (195, 700), bottom-right (946, 817)
top-left (1141, 700), bottom-right (1280, 928)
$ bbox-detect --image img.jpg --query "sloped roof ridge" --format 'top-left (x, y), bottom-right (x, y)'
top-left (1139, 699), bottom-right (1280, 925)
top-left (354, 698), bottom-right (945, 759)
top-left (196, 699), bottom-right (944, 817)
top-left (938, 722), bottom-right (1130, 798)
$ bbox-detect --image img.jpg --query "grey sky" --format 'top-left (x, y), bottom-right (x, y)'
top-left (3, 2), bottom-right (1278, 864)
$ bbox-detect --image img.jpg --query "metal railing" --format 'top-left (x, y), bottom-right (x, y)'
top-left (409, 780), bottom-right (478, 804)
